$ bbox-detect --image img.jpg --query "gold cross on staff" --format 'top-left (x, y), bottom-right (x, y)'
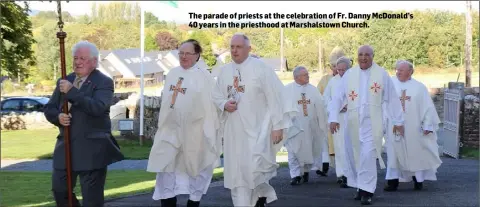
top-left (227, 76), bottom-right (245, 98)
top-left (297, 93), bottom-right (311, 116)
top-left (169, 77), bottom-right (187, 109)
top-left (399, 89), bottom-right (411, 112)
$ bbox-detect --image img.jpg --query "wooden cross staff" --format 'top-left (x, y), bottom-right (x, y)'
top-left (51, 1), bottom-right (73, 206)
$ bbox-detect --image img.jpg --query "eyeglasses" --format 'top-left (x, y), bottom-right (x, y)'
top-left (178, 52), bottom-right (197, 56)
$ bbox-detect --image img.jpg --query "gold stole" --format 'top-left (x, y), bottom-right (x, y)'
top-left (346, 65), bottom-right (386, 169)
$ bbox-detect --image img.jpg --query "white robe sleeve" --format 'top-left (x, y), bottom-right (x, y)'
top-left (419, 83), bottom-right (440, 132)
top-left (212, 72), bottom-right (228, 113)
top-left (261, 66), bottom-right (292, 131)
top-left (315, 92), bottom-right (329, 138)
top-left (328, 74), bottom-right (347, 124)
top-left (156, 70), bottom-right (175, 132)
top-left (323, 79), bottom-right (333, 116)
top-left (382, 71), bottom-right (404, 126)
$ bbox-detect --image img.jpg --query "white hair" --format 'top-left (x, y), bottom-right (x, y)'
top-left (395, 59), bottom-right (414, 72)
top-left (329, 47), bottom-right (345, 66)
top-left (72, 40), bottom-right (99, 67)
top-left (232, 32), bottom-right (251, 47)
top-left (358, 45), bottom-right (374, 57)
top-left (336, 56), bottom-right (352, 69)
top-left (293, 66), bottom-right (307, 78)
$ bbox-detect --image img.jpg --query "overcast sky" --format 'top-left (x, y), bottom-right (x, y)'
top-left (26, 1), bottom-right (478, 24)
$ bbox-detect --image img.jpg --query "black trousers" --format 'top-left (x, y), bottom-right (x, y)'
top-left (52, 168), bottom-right (107, 207)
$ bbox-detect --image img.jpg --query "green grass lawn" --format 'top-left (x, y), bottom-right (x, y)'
top-left (1, 128), bottom-right (153, 160)
top-left (0, 162), bottom-right (289, 207)
top-left (460, 147), bottom-right (479, 159)
top-left (1, 128), bottom-right (288, 160)
top-left (0, 169), bottom-right (218, 207)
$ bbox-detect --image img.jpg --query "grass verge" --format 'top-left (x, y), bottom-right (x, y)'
top-left (0, 162), bottom-right (289, 207)
top-left (1, 128), bottom-right (288, 160)
top-left (1, 128), bottom-right (153, 160)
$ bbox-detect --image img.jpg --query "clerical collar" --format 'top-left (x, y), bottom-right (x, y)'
top-left (360, 62), bottom-right (376, 71)
top-left (295, 82), bottom-right (307, 87)
top-left (182, 62), bottom-right (200, 71)
top-left (233, 56), bottom-right (251, 68)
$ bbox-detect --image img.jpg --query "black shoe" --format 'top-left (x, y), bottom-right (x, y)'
top-left (354, 190), bottom-right (361, 200)
top-left (384, 179), bottom-right (399, 192)
top-left (413, 176), bottom-right (423, 190)
top-left (303, 172), bottom-right (309, 183)
top-left (316, 163), bottom-right (329, 177)
top-left (255, 197), bottom-right (267, 207)
top-left (339, 176), bottom-right (348, 188)
top-left (161, 196), bottom-right (177, 207)
top-left (290, 176), bottom-right (302, 185)
top-left (336, 177), bottom-right (343, 184)
top-left (187, 199), bottom-right (200, 207)
top-left (358, 190), bottom-right (373, 205)
top-left (361, 195), bottom-right (372, 205)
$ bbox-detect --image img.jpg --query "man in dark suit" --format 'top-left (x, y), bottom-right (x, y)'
top-left (44, 41), bottom-right (125, 206)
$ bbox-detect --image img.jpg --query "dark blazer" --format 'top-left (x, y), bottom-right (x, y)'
top-left (44, 69), bottom-right (125, 171)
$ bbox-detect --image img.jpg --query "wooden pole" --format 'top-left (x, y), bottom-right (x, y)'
top-left (465, 0), bottom-right (472, 87)
top-left (54, 1), bottom-right (73, 206)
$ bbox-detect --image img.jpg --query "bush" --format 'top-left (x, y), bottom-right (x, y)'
top-left (1, 80), bottom-right (15, 94)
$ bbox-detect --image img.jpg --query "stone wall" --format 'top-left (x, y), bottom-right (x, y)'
top-left (429, 87), bottom-right (480, 149)
top-left (133, 96), bottom-right (162, 139)
top-left (463, 95), bottom-right (480, 148)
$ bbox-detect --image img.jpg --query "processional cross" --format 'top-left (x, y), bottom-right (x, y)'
top-left (169, 77), bottom-right (187, 108)
top-left (51, 1), bottom-right (74, 206)
top-left (399, 89), bottom-right (411, 112)
top-left (297, 93), bottom-right (311, 116)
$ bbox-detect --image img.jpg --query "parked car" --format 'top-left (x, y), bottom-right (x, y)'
top-left (0, 96), bottom-right (50, 114)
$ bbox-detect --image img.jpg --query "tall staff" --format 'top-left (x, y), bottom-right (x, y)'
top-left (53, 0), bottom-right (73, 206)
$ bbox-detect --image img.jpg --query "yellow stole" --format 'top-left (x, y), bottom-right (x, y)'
top-left (346, 65), bottom-right (386, 169)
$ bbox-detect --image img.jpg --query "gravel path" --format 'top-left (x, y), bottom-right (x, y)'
top-left (0, 156), bottom-right (289, 172)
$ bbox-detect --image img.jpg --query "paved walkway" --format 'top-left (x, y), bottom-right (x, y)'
top-left (0, 156), bottom-right (289, 171)
top-left (105, 157), bottom-right (479, 207)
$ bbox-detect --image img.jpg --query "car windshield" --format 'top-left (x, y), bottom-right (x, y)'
top-left (37, 97), bottom-right (50, 105)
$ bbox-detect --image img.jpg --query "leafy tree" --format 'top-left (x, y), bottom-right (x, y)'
top-left (188, 31), bottom-right (217, 67)
top-left (1, 1), bottom-right (36, 79)
top-left (145, 34), bottom-right (158, 51)
top-left (155, 31), bottom-right (178, 50)
top-left (35, 21), bottom-right (59, 80)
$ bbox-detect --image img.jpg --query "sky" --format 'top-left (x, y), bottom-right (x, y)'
top-left (25, 1), bottom-right (479, 24)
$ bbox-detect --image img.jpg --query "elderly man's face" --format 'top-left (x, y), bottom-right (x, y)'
top-left (330, 64), bottom-right (338, 75)
top-left (74, 47), bottom-right (97, 77)
top-left (396, 63), bottom-right (413, 82)
top-left (294, 68), bottom-right (309, 85)
top-left (178, 42), bottom-right (198, 69)
top-left (357, 46), bottom-right (373, 70)
top-left (230, 35), bottom-right (251, 64)
top-left (336, 62), bottom-right (349, 77)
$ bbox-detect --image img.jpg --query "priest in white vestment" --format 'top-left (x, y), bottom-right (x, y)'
top-left (384, 60), bottom-right (442, 192)
top-left (283, 66), bottom-right (328, 185)
top-left (328, 45), bottom-right (404, 205)
top-left (314, 47), bottom-right (345, 176)
top-left (147, 39), bottom-right (221, 207)
top-left (323, 56), bottom-right (352, 187)
top-left (212, 33), bottom-right (293, 207)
